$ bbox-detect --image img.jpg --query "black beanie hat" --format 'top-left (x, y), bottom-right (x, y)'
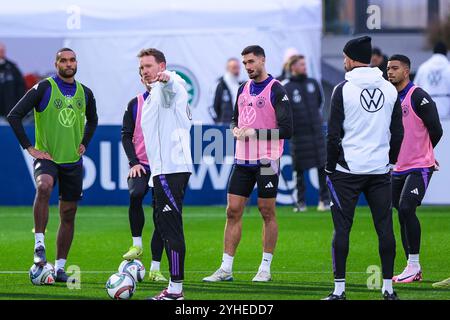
top-left (433, 41), bottom-right (448, 56)
top-left (343, 36), bottom-right (372, 64)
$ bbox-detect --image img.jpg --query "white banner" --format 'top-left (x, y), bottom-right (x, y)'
top-left (65, 28), bottom-right (321, 124)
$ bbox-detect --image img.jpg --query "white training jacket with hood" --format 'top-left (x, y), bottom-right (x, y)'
top-left (140, 70), bottom-right (193, 187)
top-left (326, 67), bottom-right (403, 175)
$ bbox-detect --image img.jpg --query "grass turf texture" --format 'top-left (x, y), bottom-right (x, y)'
top-left (0, 206), bottom-right (449, 300)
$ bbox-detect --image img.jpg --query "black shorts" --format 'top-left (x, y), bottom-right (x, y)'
top-left (128, 169), bottom-right (154, 206)
top-left (127, 169), bottom-right (150, 195)
top-left (227, 160), bottom-right (280, 199)
top-left (392, 168), bottom-right (433, 208)
top-left (33, 159), bottom-right (83, 202)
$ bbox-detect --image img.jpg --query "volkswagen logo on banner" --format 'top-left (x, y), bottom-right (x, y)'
top-left (428, 70), bottom-right (442, 87)
top-left (168, 65), bottom-right (200, 108)
top-left (360, 88), bottom-right (384, 113)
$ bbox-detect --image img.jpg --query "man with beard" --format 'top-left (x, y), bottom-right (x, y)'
top-left (7, 48), bottom-right (98, 283)
top-left (203, 45), bottom-right (292, 283)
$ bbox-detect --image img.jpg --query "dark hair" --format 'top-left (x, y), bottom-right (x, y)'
top-left (372, 47), bottom-right (382, 56)
top-left (433, 41), bottom-right (448, 56)
top-left (56, 48), bottom-right (75, 61)
top-left (241, 45), bottom-right (265, 57)
top-left (388, 54), bottom-right (411, 69)
top-left (137, 48), bottom-right (166, 64)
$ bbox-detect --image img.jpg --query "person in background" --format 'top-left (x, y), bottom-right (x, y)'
top-left (371, 47), bottom-right (388, 80)
top-left (0, 42), bottom-right (25, 121)
top-left (282, 55), bottom-right (330, 212)
top-left (276, 47), bottom-right (299, 82)
top-left (212, 58), bottom-right (242, 125)
top-left (414, 41), bottom-right (450, 120)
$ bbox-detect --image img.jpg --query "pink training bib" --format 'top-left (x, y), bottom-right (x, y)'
top-left (235, 79), bottom-right (284, 161)
top-left (132, 93), bottom-right (149, 166)
top-left (395, 86), bottom-right (435, 172)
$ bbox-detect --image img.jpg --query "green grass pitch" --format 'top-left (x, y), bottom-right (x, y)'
top-left (0, 205), bottom-right (449, 300)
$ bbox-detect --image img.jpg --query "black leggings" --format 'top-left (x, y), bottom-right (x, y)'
top-left (152, 173), bottom-right (191, 282)
top-left (128, 174), bottom-right (164, 262)
top-left (392, 169), bottom-right (433, 258)
top-left (327, 171), bottom-right (396, 280)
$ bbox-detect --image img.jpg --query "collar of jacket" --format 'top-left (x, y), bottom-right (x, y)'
top-left (289, 74), bottom-right (307, 82)
top-left (428, 53), bottom-right (449, 65)
top-left (345, 66), bottom-right (384, 89)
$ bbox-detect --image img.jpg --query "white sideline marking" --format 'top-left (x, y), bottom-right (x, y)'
top-left (0, 271), bottom-right (365, 275)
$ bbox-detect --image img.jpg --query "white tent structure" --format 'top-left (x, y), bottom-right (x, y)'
top-left (0, 0), bottom-right (322, 124)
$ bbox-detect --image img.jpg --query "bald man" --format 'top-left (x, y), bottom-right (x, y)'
top-left (212, 58), bottom-right (242, 124)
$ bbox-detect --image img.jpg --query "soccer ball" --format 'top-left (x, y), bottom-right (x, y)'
top-left (29, 263), bottom-right (56, 285)
top-left (118, 259), bottom-right (146, 282)
top-left (106, 272), bottom-right (136, 300)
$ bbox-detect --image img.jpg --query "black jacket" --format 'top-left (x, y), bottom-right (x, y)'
top-left (0, 59), bottom-right (25, 117)
top-left (283, 75), bottom-right (326, 170)
top-left (213, 77), bottom-right (238, 124)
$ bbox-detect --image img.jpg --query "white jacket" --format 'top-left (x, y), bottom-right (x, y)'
top-left (415, 54), bottom-right (450, 119)
top-left (140, 70), bottom-right (193, 187)
top-left (337, 67), bottom-right (399, 174)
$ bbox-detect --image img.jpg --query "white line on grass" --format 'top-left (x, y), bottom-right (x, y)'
top-left (0, 271), bottom-right (367, 275)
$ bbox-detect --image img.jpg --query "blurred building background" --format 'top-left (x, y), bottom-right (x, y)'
top-left (321, 0), bottom-right (450, 119)
top-left (1, 0), bottom-right (449, 206)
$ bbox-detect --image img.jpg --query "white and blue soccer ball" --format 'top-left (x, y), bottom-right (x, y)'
top-left (29, 263), bottom-right (56, 285)
top-left (106, 272), bottom-right (136, 300)
top-left (118, 259), bottom-right (146, 283)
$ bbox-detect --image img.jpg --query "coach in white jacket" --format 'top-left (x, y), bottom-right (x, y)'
top-left (414, 42), bottom-right (450, 119)
top-left (138, 48), bottom-right (192, 300)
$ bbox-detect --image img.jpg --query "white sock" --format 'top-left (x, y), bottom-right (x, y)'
top-left (151, 261), bottom-right (160, 272)
top-left (382, 279), bottom-right (393, 294)
top-left (259, 252), bottom-right (273, 272)
top-left (55, 259), bottom-right (66, 271)
top-left (34, 233), bottom-right (45, 249)
top-left (167, 280), bottom-right (183, 294)
top-left (132, 237), bottom-right (142, 248)
top-left (408, 254), bottom-right (420, 268)
top-left (333, 279), bottom-right (345, 295)
top-left (220, 253), bottom-right (234, 273)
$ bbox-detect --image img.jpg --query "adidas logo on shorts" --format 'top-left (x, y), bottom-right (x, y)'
top-left (265, 182), bottom-right (274, 189)
top-left (163, 205), bottom-right (172, 212)
top-left (410, 188), bottom-right (419, 195)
